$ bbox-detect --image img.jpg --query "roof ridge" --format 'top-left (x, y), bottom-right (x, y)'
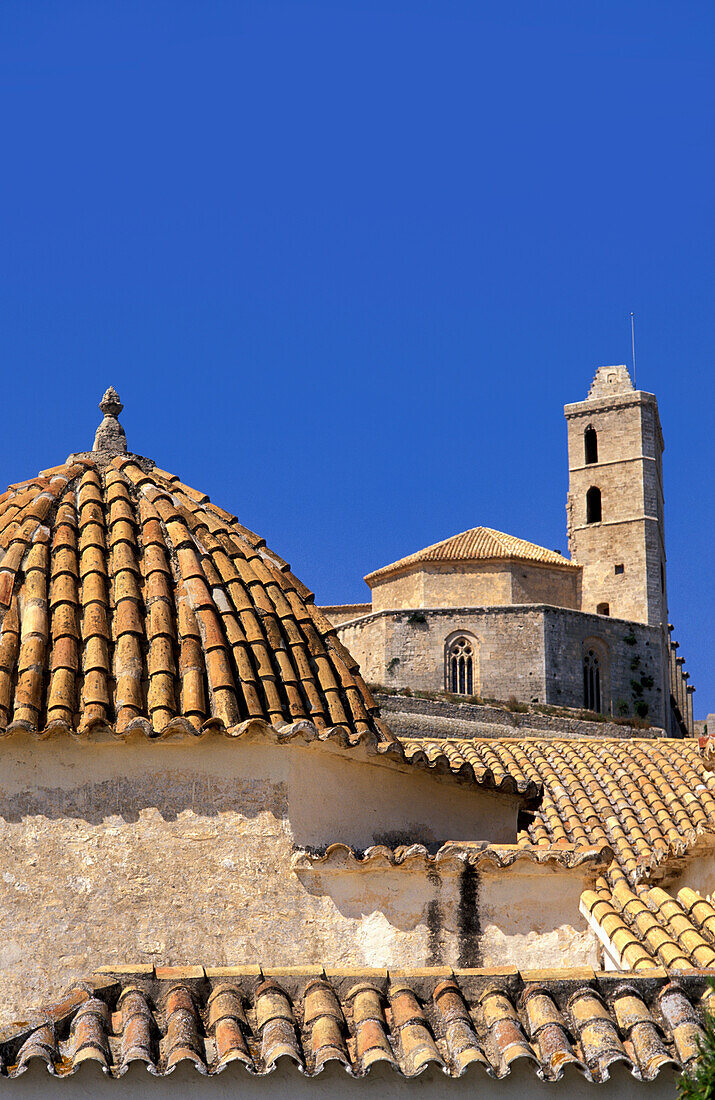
top-left (365, 525), bottom-right (577, 584)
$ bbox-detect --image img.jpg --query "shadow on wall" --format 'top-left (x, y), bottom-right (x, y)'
top-left (0, 1055), bottom-right (677, 1098)
top-left (294, 862), bottom-right (482, 968)
top-left (0, 772), bottom-right (286, 825)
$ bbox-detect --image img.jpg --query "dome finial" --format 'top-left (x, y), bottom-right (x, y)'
top-left (93, 386), bottom-right (127, 455)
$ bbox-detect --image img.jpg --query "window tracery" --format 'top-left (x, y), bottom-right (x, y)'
top-left (447, 636), bottom-right (474, 695)
top-left (583, 648), bottom-right (602, 712)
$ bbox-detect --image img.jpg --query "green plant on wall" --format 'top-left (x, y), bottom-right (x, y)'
top-left (624, 634), bottom-right (653, 719)
top-left (679, 988), bottom-right (715, 1098)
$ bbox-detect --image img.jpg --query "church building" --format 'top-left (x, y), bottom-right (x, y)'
top-left (0, 379), bottom-right (709, 1096)
top-left (322, 366), bottom-right (695, 738)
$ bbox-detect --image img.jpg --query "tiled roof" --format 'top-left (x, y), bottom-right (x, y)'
top-left (292, 841), bottom-right (613, 872)
top-left (0, 454), bottom-right (391, 743)
top-left (402, 736), bottom-right (715, 978)
top-left (365, 527), bottom-right (577, 584)
top-left (401, 737), bottom-right (715, 881)
top-left (582, 880), bottom-right (715, 973)
top-left (2, 965), bottom-right (710, 1083)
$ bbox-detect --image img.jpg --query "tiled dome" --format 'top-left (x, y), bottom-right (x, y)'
top-left (0, 391), bottom-right (390, 741)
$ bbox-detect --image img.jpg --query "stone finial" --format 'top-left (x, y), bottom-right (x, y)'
top-left (93, 386), bottom-right (127, 456)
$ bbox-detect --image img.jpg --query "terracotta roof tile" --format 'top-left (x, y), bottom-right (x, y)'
top-left (403, 735), bottom-right (715, 973)
top-left (402, 737), bottom-right (715, 881)
top-left (0, 456), bottom-right (386, 744)
top-left (1, 968), bottom-right (703, 1082)
top-left (366, 526), bottom-right (578, 584)
top-left (292, 841), bottom-right (612, 873)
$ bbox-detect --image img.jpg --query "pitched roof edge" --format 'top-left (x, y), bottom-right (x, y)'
top-left (0, 716), bottom-right (541, 797)
top-left (365, 526), bottom-right (579, 585)
top-left (292, 841), bottom-right (613, 872)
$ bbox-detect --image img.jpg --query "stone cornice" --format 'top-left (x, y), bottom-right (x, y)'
top-left (564, 390), bottom-right (658, 418)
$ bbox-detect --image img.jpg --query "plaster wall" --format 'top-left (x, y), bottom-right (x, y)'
top-left (660, 844), bottom-right (715, 899)
top-left (476, 865), bottom-right (600, 969)
top-left (296, 860), bottom-right (600, 975)
top-left (0, 734), bottom-right (533, 1024)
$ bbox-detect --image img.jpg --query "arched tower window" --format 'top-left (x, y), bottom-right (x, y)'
top-left (584, 426), bottom-right (598, 465)
top-left (447, 636), bottom-right (474, 695)
top-left (586, 486), bottom-right (602, 523)
top-left (596, 602), bottom-right (610, 616)
top-left (583, 649), bottom-right (601, 712)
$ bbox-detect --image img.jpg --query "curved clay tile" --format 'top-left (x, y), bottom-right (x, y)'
top-left (1, 967), bottom-right (700, 1081)
top-left (365, 525), bottom-right (578, 583)
top-left (0, 404), bottom-right (389, 743)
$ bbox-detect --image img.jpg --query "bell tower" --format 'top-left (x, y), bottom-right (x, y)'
top-left (564, 365), bottom-right (667, 627)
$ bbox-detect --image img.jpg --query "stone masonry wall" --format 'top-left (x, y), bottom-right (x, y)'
top-left (508, 561), bottom-right (580, 609)
top-left (370, 570), bottom-right (425, 612)
top-left (565, 390), bottom-right (666, 628)
top-left (369, 561), bottom-right (579, 615)
top-left (317, 604), bottom-right (371, 627)
top-left (377, 695), bottom-right (664, 740)
top-left (542, 607), bottom-right (666, 726)
top-left (339, 607), bottom-right (547, 702)
top-left (338, 605), bottom-right (665, 725)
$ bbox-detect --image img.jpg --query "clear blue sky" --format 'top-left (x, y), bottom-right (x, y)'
top-left (0, 2), bottom-right (712, 715)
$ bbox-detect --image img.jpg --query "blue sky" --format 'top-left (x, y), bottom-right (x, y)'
top-left (0, 2), bottom-right (712, 715)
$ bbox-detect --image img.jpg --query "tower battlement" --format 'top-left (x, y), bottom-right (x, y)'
top-left (586, 363), bottom-right (635, 399)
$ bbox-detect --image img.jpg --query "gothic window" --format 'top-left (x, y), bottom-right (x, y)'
top-left (447, 636), bottom-right (474, 695)
top-left (583, 649), bottom-right (601, 712)
top-left (584, 426), bottom-right (598, 465)
top-left (586, 486), bottom-right (602, 523)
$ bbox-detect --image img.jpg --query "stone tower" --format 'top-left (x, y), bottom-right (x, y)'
top-left (564, 365), bottom-right (667, 628)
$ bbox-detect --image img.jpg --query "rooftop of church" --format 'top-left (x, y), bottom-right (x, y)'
top-left (365, 526), bottom-right (579, 585)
